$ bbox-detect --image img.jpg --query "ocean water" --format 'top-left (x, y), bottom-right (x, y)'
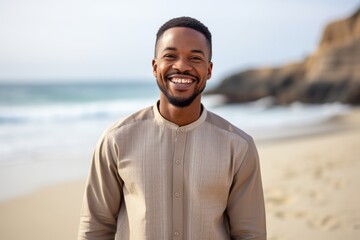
top-left (0, 81), bottom-right (158, 164)
top-left (0, 81), bottom-right (351, 200)
top-left (0, 80), bottom-right (351, 165)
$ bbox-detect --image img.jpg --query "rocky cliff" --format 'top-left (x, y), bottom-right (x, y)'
top-left (207, 8), bottom-right (360, 104)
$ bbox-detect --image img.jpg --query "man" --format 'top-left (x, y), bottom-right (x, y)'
top-left (78, 17), bottom-right (266, 240)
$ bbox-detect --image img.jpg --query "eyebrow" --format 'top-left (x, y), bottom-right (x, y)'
top-left (162, 47), bottom-right (205, 56)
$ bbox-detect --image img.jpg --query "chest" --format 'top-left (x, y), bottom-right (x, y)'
top-left (116, 128), bottom-right (240, 199)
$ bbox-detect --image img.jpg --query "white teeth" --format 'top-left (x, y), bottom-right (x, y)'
top-left (171, 78), bottom-right (193, 84)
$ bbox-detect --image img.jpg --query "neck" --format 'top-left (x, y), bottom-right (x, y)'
top-left (158, 95), bottom-right (202, 126)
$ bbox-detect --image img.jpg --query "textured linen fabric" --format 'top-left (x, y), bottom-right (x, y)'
top-left (78, 103), bottom-right (266, 240)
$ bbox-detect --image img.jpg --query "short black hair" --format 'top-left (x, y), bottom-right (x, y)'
top-left (155, 16), bottom-right (212, 61)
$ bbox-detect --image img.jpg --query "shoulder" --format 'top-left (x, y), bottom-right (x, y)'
top-left (103, 105), bottom-right (155, 138)
top-left (205, 110), bottom-right (259, 171)
top-left (205, 110), bottom-right (254, 145)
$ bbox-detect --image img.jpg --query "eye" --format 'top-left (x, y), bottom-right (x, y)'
top-left (163, 54), bottom-right (176, 60)
top-left (190, 56), bottom-right (203, 62)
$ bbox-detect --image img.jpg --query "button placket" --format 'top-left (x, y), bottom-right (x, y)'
top-left (172, 129), bottom-right (186, 239)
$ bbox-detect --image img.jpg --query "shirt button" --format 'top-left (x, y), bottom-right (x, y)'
top-left (174, 231), bottom-right (180, 236)
top-left (174, 192), bottom-right (180, 197)
top-left (180, 127), bottom-right (184, 132)
top-left (175, 159), bottom-right (181, 165)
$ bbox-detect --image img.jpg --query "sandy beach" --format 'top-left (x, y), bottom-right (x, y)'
top-left (260, 108), bottom-right (360, 240)
top-left (0, 108), bottom-right (359, 240)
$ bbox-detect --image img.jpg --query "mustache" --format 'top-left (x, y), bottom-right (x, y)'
top-left (165, 71), bottom-right (198, 80)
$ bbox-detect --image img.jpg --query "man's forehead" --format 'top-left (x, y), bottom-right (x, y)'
top-left (158, 27), bottom-right (208, 50)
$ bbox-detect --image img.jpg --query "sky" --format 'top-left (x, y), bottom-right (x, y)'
top-left (0, 0), bottom-right (359, 83)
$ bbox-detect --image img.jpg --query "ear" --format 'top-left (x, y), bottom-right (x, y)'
top-left (206, 61), bottom-right (213, 80)
top-left (152, 59), bottom-right (157, 78)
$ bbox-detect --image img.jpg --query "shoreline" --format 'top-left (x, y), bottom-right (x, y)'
top-left (0, 108), bottom-right (359, 239)
top-left (0, 152), bottom-right (90, 202)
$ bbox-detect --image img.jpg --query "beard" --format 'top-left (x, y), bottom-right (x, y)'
top-left (156, 80), bottom-right (206, 108)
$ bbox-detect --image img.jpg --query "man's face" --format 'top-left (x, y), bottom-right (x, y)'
top-left (152, 27), bottom-right (213, 108)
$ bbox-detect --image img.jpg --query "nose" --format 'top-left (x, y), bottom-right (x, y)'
top-left (172, 57), bottom-right (192, 72)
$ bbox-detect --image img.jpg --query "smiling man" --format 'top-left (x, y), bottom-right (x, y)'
top-left (78, 17), bottom-right (266, 240)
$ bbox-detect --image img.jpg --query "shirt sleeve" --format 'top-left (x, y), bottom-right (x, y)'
top-left (226, 138), bottom-right (266, 240)
top-left (78, 133), bottom-right (123, 240)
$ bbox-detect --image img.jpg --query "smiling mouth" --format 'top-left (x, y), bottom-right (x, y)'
top-left (170, 78), bottom-right (194, 84)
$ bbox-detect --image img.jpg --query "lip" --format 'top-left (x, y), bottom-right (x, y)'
top-left (167, 73), bottom-right (197, 81)
top-left (167, 74), bottom-right (197, 91)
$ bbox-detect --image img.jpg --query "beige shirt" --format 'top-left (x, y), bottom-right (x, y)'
top-left (78, 103), bottom-right (266, 240)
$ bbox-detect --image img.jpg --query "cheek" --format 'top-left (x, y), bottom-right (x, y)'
top-left (153, 65), bottom-right (166, 81)
top-left (197, 66), bottom-right (209, 79)
top-left (157, 63), bottom-right (170, 76)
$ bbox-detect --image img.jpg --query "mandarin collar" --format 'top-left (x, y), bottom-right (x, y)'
top-left (153, 102), bottom-right (207, 132)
